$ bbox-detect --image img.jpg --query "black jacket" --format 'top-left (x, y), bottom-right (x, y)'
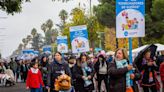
top-left (73, 63), bottom-right (95, 92)
top-left (20, 64), bottom-right (28, 73)
top-left (108, 61), bottom-right (141, 92)
top-left (47, 59), bottom-right (71, 88)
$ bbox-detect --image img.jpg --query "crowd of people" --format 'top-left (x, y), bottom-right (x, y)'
top-left (0, 49), bottom-right (164, 92)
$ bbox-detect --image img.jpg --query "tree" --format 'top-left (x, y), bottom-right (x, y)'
top-left (18, 43), bottom-right (23, 51)
top-left (70, 8), bottom-right (87, 25)
top-left (93, 1), bottom-right (115, 28)
top-left (0, 0), bottom-right (72, 15)
top-left (93, 0), bottom-right (119, 48)
top-left (0, 0), bottom-right (30, 14)
top-left (31, 28), bottom-right (37, 37)
top-left (57, 9), bottom-right (68, 34)
top-left (27, 35), bottom-right (32, 42)
top-left (51, 29), bottom-right (58, 43)
top-left (22, 38), bottom-right (28, 49)
top-left (59, 9), bottom-right (68, 25)
top-left (95, 0), bottom-right (164, 49)
top-left (62, 7), bottom-right (104, 49)
top-left (143, 0), bottom-right (164, 44)
top-left (41, 19), bottom-right (57, 45)
top-left (87, 16), bottom-right (104, 49)
top-left (31, 33), bottom-right (44, 51)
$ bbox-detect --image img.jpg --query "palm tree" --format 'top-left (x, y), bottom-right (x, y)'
top-left (41, 19), bottom-right (54, 45)
top-left (31, 28), bottom-right (37, 37)
top-left (51, 29), bottom-right (58, 43)
top-left (41, 23), bottom-right (47, 33)
top-left (27, 35), bottom-right (32, 41)
top-left (46, 19), bottom-right (53, 30)
top-left (59, 9), bottom-right (68, 25)
top-left (18, 43), bottom-right (23, 50)
top-left (22, 38), bottom-right (28, 49)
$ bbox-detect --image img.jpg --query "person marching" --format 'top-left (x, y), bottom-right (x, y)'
top-left (73, 53), bottom-right (94, 92)
top-left (47, 52), bottom-right (72, 92)
top-left (26, 61), bottom-right (44, 92)
top-left (108, 48), bottom-right (141, 92)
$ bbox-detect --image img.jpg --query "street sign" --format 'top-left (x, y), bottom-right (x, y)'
top-left (116, 0), bottom-right (145, 38)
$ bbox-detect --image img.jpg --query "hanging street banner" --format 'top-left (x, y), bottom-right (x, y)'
top-left (57, 36), bottom-right (68, 53)
top-left (42, 45), bottom-right (52, 54)
top-left (22, 49), bottom-right (34, 55)
top-left (21, 49), bottom-right (35, 60)
top-left (70, 25), bottom-right (90, 53)
top-left (116, 0), bottom-right (145, 38)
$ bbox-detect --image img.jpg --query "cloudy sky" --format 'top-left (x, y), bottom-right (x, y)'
top-left (0, 0), bottom-right (99, 57)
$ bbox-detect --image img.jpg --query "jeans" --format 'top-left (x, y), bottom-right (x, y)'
top-left (31, 85), bottom-right (43, 92)
top-left (97, 74), bottom-right (109, 92)
top-left (30, 88), bottom-right (40, 92)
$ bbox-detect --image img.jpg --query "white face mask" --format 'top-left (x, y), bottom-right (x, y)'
top-left (69, 64), bottom-right (74, 68)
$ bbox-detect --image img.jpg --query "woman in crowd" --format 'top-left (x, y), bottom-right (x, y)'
top-left (20, 60), bottom-right (28, 82)
top-left (68, 55), bottom-right (76, 85)
top-left (40, 56), bottom-right (49, 92)
top-left (108, 48), bottom-right (141, 92)
top-left (94, 54), bottom-right (109, 92)
top-left (140, 50), bottom-right (159, 92)
top-left (73, 53), bottom-right (94, 92)
top-left (47, 52), bottom-right (71, 92)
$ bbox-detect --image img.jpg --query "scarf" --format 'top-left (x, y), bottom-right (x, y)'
top-left (31, 68), bottom-right (39, 74)
top-left (116, 59), bottom-right (131, 88)
top-left (81, 62), bottom-right (92, 87)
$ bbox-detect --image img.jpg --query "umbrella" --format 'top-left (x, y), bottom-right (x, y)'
top-left (132, 43), bottom-right (164, 56)
top-left (155, 43), bottom-right (164, 51)
top-left (134, 44), bottom-right (157, 71)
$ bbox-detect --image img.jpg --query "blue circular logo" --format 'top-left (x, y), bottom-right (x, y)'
top-left (124, 31), bottom-right (128, 36)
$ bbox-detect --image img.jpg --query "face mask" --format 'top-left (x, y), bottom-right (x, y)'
top-left (69, 64), bottom-right (74, 68)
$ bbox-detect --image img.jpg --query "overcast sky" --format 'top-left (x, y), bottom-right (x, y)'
top-left (0, 0), bottom-right (99, 57)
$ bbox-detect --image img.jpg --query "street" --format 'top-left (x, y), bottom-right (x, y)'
top-left (0, 83), bottom-right (29, 92)
top-left (0, 76), bottom-right (162, 92)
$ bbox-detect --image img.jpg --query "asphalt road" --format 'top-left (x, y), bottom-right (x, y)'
top-left (0, 82), bottom-right (29, 92)
top-left (0, 76), bottom-right (162, 92)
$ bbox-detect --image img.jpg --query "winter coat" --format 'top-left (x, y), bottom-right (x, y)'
top-left (140, 59), bottom-right (158, 86)
top-left (9, 61), bottom-right (17, 72)
top-left (47, 59), bottom-right (72, 89)
top-left (40, 62), bottom-right (49, 86)
top-left (26, 68), bottom-right (44, 88)
top-left (73, 63), bottom-right (95, 92)
top-left (108, 61), bottom-right (141, 92)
